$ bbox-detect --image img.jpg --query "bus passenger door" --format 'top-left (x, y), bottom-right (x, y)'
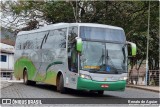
top-left (67, 26), bottom-right (79, 89)
top-left (67, 44), bottom-right (79, 89)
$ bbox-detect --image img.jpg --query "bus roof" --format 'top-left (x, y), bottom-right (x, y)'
top-left (17, 23), bottom-right (124, 36)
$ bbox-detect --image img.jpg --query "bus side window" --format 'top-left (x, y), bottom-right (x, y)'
top-left (16, 42), bottom-right (21, 50)
top-left (16, 36), bottom-right (23, 50)
top-left (68, 27), bottom-right (78, 73)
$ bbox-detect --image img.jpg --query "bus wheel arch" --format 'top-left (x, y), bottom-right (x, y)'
top-left (56, 71), bottom-right (66, 93)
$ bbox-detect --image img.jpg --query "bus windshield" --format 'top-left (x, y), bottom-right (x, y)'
top-left (80, 41), bottom-right (127, 74)
top-left (80, 26), bottom-right (126, 43)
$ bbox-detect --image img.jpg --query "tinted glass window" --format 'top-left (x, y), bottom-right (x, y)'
top-left (1, 55), bottom-right (7, 62)
top-left (42, 28), bottom-right (67, 49)
top-left (21, 35), bottom-right (28, 49)
top-left (16, 35), bottom-right (24, 50)
top-left (68, 27), bottom-right (78, 53)
top-left (38, 31), bottom-right (49, 49)
top-left (53, 28), bottom-right (67, 48)
top-left (26, 33), bottom-right (40, 49)
top-left (80, 26), bottom-right (125, 43)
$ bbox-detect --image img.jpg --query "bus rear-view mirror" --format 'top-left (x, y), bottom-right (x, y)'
top-left (76, 37), bottom-right (82, 52)
top-left (127, 41), bottom-right (137, 57)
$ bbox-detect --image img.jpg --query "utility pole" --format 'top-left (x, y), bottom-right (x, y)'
top-left (145, 1), bottom-right (150, 86)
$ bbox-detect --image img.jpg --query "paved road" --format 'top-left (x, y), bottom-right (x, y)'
top-left (1, 83), bottom-right (159, 98)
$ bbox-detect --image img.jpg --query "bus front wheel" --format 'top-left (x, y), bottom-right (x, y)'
top-left (97, 90), bottom-right (104, 95)
top-left (57, 75), bottom-right (66, 93)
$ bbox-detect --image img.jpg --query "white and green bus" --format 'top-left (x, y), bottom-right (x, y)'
top-left (14, 23), bottom-right (136, 95)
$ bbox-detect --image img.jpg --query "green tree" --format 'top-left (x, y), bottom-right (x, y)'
top-left (1, 1), bottom-right (159, 70)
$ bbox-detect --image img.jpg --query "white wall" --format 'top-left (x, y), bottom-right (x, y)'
top-left (1, 53), bottom-right (14, 70)
top-left (9, 54), bottom-right (14, 70)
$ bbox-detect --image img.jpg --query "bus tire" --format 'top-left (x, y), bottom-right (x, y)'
top-left (97, 90), bottom-right (104, 95)
top-left (57, 75), bottom-right (66, 93)
top-left (23, 70), bottom-right (36, 85)
top-left (30, 80), bottom-right (36, 85)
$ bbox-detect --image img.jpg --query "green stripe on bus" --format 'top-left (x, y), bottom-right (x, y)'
top-left (46, 61), bottom-right (63, 71)
top-left (77, 77), bottom-right (126, 91)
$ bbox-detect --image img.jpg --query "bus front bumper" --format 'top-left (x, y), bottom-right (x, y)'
top-left (77, 77), bottom-right (126, 91)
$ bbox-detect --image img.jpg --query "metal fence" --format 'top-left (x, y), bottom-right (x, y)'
top-left (148, 70), bottom-right (159, 86)
top-left (128, 69), bottom-right (159, 86)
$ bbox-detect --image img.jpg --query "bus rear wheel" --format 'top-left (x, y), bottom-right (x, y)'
top-left (97, 90), bottom-right (104, 95)
top-left (23, 70), bottom-right (36, 85)
top-left (57, 75), bottom-right (66, 93)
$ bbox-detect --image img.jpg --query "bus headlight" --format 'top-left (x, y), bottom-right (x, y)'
top-left (119, 76), bottom-right (127, 80)
top-left (80, 74), bottom-right (92, 80)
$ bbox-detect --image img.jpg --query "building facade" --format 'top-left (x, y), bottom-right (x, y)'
top-left (0, 43), bottom-right (14, 78)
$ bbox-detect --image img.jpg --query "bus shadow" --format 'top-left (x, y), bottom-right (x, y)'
top-left (66, 88), bottom-right (117, 98)
top-left (26, 83), bottom-right (118, 98)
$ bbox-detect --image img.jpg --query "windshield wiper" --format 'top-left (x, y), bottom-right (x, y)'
top-left (97, 48), bottom-right (105, 66)
top-left (89, 69), bottom-right (98, 73)
top-left (106, 49), bottom-right (119, 74)
top-left (122, 45), bottom-right (126, 63)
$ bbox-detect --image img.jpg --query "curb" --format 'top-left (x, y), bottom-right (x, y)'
top-left (127, 85), bottom-right (159, 93)
top-left (1, 79), bottom-right (23, 83)
top-left (8, 80), bottom-right (23, 83)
